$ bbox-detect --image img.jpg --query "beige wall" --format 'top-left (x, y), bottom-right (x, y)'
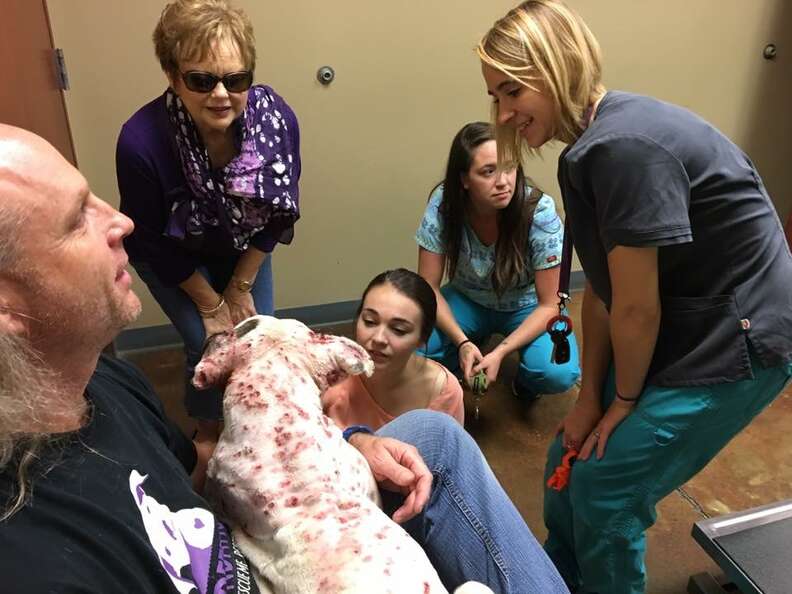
top-left (47, 1), bottom-right (792, 330)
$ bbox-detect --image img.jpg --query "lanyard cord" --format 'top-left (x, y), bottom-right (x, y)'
top-left (555, 103), bottom-right (593, 314)
top-left (547, 102), bottom-right (596, 364)
top-left (556, 218), bottom-right (573, 315)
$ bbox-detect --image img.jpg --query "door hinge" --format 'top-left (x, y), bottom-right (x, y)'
top-left (53, 48), bottom-right (70, 91)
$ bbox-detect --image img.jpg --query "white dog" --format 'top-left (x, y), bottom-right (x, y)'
top-left (193, 315), bottom-right (492, 594)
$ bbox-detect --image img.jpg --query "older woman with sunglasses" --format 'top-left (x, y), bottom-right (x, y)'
top-left (116, 0), bottom-right (300, 441)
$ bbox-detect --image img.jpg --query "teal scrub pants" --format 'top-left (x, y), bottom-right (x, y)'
top-left (419, 285), bottom-right (581, 397)
top-left (543, 356), bottom-right (792, 594)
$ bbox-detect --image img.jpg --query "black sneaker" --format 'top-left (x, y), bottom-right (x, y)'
top-left (511, 378), bottom-right (542, 402)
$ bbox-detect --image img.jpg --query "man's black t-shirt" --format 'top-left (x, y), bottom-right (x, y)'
top-left (0, 355), bottom-right (260, 594)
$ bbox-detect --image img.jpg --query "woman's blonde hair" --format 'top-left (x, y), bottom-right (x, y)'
top-left (153, 0), bottom-right (256, 76)
top-left (477, 0), bottom-right (606, 163)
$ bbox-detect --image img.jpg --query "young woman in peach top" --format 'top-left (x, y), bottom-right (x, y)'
top-left (322, 268), bottom-right (464, 430)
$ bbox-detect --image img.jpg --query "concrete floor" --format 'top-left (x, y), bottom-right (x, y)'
top-left (124, 296), bottom-right (792, 594)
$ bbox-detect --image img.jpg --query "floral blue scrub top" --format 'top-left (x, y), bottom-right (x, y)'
top-left (415, 185), bottom-right (564, 312)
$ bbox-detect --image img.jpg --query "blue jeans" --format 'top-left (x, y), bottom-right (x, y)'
top-left (377, 410), bottom-right (569, 594)
top-left (132, 257), bottom-right (274, 420)
top-left (419, 285), bottom-right (580, 397)
top-left (543, 358), bottom-right (792, 594)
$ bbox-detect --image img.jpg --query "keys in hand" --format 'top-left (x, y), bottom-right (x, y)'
top-left (547, 314), bottom-right (573, 365)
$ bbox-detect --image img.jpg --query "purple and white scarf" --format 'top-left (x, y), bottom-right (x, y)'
top-left (165, 84), bottom-right (300, 251)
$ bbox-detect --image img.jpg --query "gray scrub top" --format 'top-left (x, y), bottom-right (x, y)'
top-left (559, 91), bottom-right (792, 386)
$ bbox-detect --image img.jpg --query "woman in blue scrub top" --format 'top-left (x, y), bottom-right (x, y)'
top-left (416, 121), bottom-right (580, 400)
top-left (478, 2), bottom-right (792, 593)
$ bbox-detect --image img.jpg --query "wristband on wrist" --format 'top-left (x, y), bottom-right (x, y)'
top-left (342, 425), bottom-right (374, 442)
top-left (615, 391), bottom-right (640, 402)
top-left (457, 339), bottom-right (472, 350)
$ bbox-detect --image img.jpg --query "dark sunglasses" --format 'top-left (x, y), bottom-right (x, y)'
top-left (180, 70), bottom-right (253, 94)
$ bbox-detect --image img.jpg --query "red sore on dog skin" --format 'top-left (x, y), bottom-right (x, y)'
top-left (323, 369), bottom-right (344, 387)
top-left (308, 331), bottom-right (334, 344)
top-left (275, 431), bottom-right (292, 447)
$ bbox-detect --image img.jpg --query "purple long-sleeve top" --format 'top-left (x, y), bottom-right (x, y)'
top-left (116, 87), bottom-right (301, 286)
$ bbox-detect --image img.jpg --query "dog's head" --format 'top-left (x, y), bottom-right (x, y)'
top-left (192, 329), bottom-right (238, 390)
top-left (192, 315), bottom-right (374, 393)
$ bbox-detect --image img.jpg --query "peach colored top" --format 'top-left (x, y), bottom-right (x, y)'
top-left (321, 362), bottom-right (464, 430)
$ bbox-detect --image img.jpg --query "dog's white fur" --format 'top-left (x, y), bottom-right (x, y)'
top-left (193, 315), bottom-right (492, 594)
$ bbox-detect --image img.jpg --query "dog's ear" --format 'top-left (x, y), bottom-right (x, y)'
top-left (328, 335), bottom-right (374, 378)
top-left (310, 334), bottom-right (374, 390)
top-left (192, 330), bottom-right (238, 389)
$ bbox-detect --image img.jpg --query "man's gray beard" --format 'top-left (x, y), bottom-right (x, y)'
top-left (0, 332), bottom-right (85, 520)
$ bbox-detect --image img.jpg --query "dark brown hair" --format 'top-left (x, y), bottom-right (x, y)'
top-left (438, 121), bottom-right (542, 296)
top-left (356, 269), bottom-right (437, 343)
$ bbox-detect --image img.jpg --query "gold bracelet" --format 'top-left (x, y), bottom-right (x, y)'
top-left (197, 296), bottom-right (225, 318)
top-left (231, 276), bottom-right (255, 293)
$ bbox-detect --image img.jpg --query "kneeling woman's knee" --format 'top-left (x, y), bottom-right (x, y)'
top-left (544, 366), bottom-right (580, 393)
top-left (520, 364), bottom-right (579, 394)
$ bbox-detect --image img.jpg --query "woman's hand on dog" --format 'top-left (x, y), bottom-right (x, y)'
top-left (349, 434), bottom-right (433, 523)
top-left (223, 288), bottom-right (257, 325)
